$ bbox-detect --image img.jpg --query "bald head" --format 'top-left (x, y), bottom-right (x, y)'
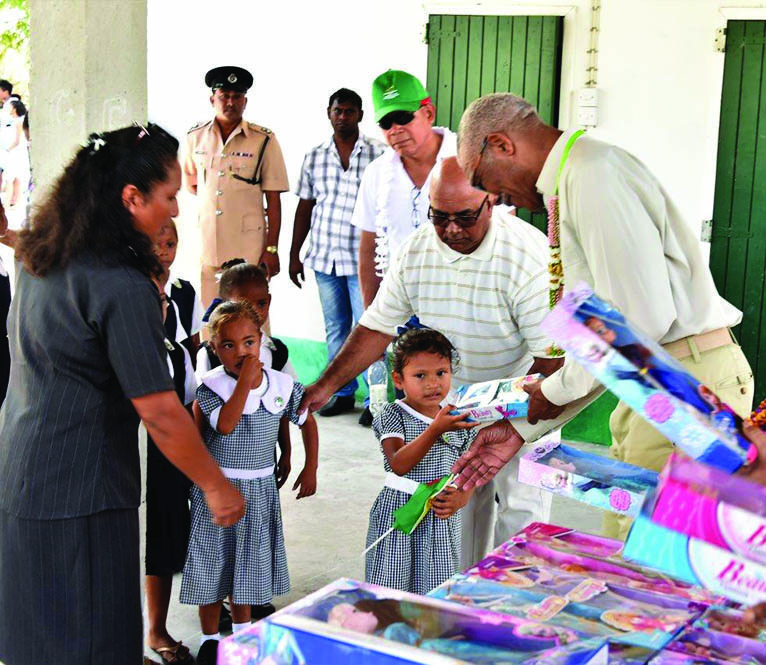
top-left (430, 157), bottom-right (482, 206)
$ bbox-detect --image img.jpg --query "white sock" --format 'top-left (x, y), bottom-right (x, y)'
top-left (232, 621), bottom-right (251, 633)
top-left (200, 632), bottom-right (220, 647)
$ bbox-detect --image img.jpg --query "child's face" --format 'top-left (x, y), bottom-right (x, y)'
top-left (393, 351), bottom-right (452, 406)
top-left (211, 317), bottom-right (262, 376)
top-left (154, 226), bottom-right (178, 275)
top-left (229, 283), bottom-right (271, 325)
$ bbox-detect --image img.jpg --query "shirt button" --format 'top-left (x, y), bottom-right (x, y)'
top-left (218, 170), bottom-right (224, 177)
top-left (216, 210), bottom-right (223, 216)
top-left (217, 190), bottom-right (223, 196)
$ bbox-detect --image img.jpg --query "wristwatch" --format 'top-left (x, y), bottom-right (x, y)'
top-left (265, 245), bottom-right (278, 254)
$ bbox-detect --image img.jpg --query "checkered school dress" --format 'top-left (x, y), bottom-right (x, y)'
top-left (180, 367), bottom-right (305, 606)
top-left (365, 401), bottom-right (476, 595)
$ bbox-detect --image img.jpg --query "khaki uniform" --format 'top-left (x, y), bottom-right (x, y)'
top-left (184, 119), bottom-right (289, 304)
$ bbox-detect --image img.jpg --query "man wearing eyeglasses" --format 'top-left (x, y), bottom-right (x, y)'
top-left (184, 66), bottom-right (289, 306)
top-left (301, 157), bottom-right (587, 565)
top-left (351, 70), bottom-right (456, 309)
top-left (453, 92), bottom-right (752, 540)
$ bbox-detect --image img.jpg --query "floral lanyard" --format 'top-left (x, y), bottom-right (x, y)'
top-left (546, 129), bottom-right (585, 356)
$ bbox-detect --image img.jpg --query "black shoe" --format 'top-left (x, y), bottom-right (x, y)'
top-left (197, 639), bottom-right (219, 665)
top-left (358, 407), bottom-right (373, 427)
top-left (317, 395), bottom-right (355, 417)
top-left (218, 601), bottom-right (232, 633)
top-left (251, 602), bottom-right (276, 621)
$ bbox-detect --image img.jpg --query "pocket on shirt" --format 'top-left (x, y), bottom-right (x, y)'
top-left (242, 213), bottom-right (263, 232)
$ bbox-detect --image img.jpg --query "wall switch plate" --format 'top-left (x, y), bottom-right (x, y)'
top-left (577, 87), bottom-right (599, 106)
top-left (576, 106), bottom-right (598, 126)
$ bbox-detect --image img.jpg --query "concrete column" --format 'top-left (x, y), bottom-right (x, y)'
top-left (28, 0), bottom-right (147, 196)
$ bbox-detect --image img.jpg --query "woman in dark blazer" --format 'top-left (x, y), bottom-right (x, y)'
top-left (0, 124), bottom-right (245, 665)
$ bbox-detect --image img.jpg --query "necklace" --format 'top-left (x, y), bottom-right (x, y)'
top-left (546, 129), bottom-right (585, 356)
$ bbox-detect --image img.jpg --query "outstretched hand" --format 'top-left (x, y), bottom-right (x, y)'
top-left (299, 381), bottom-right (334, 416)
top-left (431, 404), bottom-right (479, 436)
top-left (524, 380), bottom-right (565, 424)
top-left (739, 421), bottom-right (766, 487)
top-left (451, 420), bottom-right (525, 489)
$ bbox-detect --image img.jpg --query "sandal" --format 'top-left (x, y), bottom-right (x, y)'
top-left (151, 641), bottom-right (194, 664)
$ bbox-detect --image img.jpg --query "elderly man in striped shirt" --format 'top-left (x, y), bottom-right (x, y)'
top-left (301, 156), bottom-right (571, 566)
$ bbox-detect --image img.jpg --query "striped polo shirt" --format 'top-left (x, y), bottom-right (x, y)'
top-left (360, 210), bottom-right (556, 385)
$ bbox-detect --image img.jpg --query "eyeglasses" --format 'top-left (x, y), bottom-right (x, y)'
top-left (378, 110), bottom-right (416, 131)
top-left (428, 195), bottom-right (489, 229)
top-left (471, 136), bottom-right (489, 192)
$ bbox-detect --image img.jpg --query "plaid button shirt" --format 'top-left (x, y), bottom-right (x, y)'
top-left (295, 134), bottom-right (385, 276)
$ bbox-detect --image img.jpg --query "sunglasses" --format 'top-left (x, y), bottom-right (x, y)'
top-left (471, 136), bottom-right (490, 192)
top-left (428, 195), bottom-right (489, 229)
top-left (378, 110), bottom-right (416, 131)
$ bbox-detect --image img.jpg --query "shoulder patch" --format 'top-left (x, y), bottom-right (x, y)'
top-left (187, 120), bottom-right (212, 134)
top-left (249, 122), bottom-right (272, 134)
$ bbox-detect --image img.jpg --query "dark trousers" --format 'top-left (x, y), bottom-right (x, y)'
top-left (0, 272), bottom-right (9, 407)
top-left (0, 508), bottom-right (142, 665)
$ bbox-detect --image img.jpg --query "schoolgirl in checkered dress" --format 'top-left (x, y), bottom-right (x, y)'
top-left (180, 300), bottom-right (318, 621)
top-left (365, 329), bottom-right (477, 595)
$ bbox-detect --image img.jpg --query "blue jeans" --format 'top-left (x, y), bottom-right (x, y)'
top-left (315, 268), bottom-right (366, 399)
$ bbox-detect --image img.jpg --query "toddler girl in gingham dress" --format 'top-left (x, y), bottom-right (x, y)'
top-left (180, 300), bottom-right (318, 663)
top-left (365, 329), bottom-right (478, 595)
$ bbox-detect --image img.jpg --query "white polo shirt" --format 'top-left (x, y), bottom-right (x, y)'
top-left (351, 127), bottom-right (457, 276)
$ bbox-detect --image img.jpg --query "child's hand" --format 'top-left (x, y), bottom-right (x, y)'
top-left (276, 451), bottom-right (291, 489)
top-left (432, 486), bottom-right (470, 519)
top-left (292, 465), bottom-right (317, 500)
top-left (239, 354), bottom-right (262, 386)
top-left (431, 404), bottom-right (479, 436)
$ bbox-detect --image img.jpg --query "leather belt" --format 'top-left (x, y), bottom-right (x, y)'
top-left (662, 327), bottom-right (734, 360)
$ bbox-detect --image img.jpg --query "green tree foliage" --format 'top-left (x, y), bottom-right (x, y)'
top-left (0, 0), bottom-right (29, 99)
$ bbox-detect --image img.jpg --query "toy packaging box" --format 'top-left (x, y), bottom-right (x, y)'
top-left (452, 374), bottom-right (542, 423)
top-left (518, 440), bottom-right (658, 518)
top-left (541, 285), bottom-right (753, 472)
top-left (623, 498), bottom-right (766, 606)
top-left (650, 453), bottom-right (766, 566)
top-left (218, 578), bottom-right (596, 665)
top-left (497, 523), bottom-right (725, 606)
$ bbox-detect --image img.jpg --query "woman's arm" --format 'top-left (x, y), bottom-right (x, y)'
top-left (132, 390), bottom-right (244, 526)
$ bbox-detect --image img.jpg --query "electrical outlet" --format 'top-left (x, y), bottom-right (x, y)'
top-left (577, 88), bottom-right (599, 106)
top-left (576, 107), bottom-right (598, 127)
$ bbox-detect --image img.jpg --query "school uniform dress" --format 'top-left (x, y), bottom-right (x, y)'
top-left (144, 339), bottom-right (198, 576)
top-left (365, 401), bottom-right (476, 595)
top-left (180, 367), bottom-right (306, 606)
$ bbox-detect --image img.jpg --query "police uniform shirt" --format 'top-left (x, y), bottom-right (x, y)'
top-left (184, 118), bottom-right (289, 268)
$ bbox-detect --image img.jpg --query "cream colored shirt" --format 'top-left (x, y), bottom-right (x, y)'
top-left (539, 129), bottom-right (742, 406)
top-left (184, 118), bottom-right (289, 267)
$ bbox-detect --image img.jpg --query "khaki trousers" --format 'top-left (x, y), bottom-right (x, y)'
top-left (602, 342), bottom-right (753, 541)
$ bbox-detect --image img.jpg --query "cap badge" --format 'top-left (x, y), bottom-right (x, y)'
top-left (383, 85), bottom-right (399, 100)
top-left (228, 73), bottom-right (238, 83)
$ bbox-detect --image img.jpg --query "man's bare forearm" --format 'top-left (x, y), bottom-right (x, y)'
top-left (316, 324), bottom-right (392, 394)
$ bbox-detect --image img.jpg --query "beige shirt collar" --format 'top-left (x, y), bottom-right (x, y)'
top-left (536, 128), bottom-right (578, 203)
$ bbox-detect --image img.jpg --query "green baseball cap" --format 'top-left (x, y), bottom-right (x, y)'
top-left (372, 69), bottom-right (430, 122)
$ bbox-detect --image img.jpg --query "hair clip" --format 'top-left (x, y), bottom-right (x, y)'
top-left (88, 135), bottom-right (106, 154)
top-left (134, 121), bottom-right (151, 144)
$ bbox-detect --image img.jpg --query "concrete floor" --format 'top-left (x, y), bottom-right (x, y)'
top-left (141, 409), bottom-right (607, 662)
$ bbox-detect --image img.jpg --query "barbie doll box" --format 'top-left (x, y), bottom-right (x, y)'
top-left (650, 453), bottom-right (766, 566)
top-left (452, 374), bottom-right (543, 423)
top-left (218, 578), bottom-right (595, 665)
top-left (517, 440), bottom-right (659, 517)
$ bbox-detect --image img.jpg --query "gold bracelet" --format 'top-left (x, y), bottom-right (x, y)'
top-left (265, 245), bottom-right (278, 254)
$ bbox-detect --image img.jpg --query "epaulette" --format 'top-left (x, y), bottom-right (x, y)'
top-left (248, 122), bottom-right (272, 135)
top-left (187, 119), bottom-right (213, 134)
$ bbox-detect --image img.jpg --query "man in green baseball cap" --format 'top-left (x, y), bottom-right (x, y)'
top-left (351, 69), bottom-right (456, 313)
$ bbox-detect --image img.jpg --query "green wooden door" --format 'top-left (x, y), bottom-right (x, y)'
top-left (710, 20), bottom-right (766, 400)
top-left (425, 14), bottom-right (563, 233)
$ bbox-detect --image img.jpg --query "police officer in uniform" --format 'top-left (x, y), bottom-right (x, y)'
top-left (184, 66), bottom-right (289, 305)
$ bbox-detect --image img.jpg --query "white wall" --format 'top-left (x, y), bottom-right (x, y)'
top-left (147, 0), bottom-right (766, 342)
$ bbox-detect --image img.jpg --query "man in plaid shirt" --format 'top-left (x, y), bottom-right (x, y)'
top-left (290, 88), bottom-right (384, 422)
